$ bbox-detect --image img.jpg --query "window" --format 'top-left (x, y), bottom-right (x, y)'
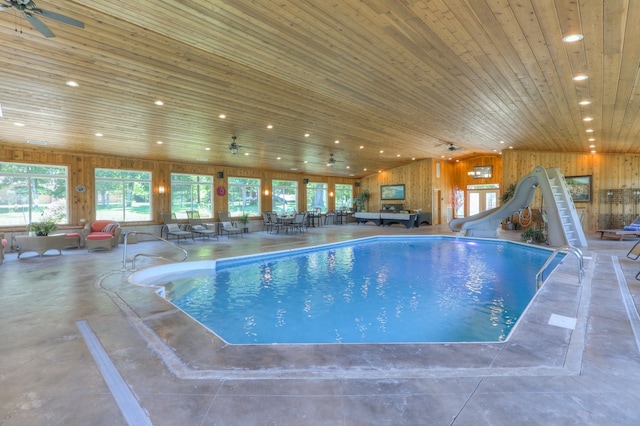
top-left (0, 162), bottom-right (68, 226)
top-left (334, 184), bottom-right (353, 210)
top-left (228, 177), bottom-right (260, 216)
top-left (271, 180), bottom-right (297, 214)
top-left (306, 182), bottom-right (328, 213)
top-left (95, 169), bottom-right (151, 222)
top-left (171, 173), bottom-right (213, 219)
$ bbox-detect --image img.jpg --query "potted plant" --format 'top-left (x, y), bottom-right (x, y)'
top-left (28, 220), bottom-right (58, 236)
top-left (520, 227), bottom-right (545, 244)
top-left (239, 213), bottom-right (250, 233)
top-left (353, 189), bottom-right (371, 212)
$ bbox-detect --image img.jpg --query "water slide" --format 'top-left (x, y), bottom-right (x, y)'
top-left (449, 166), bottom-right (588, 247)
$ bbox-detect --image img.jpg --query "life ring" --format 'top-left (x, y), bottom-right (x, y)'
top-left (216, 186), bottom-right (226, 196)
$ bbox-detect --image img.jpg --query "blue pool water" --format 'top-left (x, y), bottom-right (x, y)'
top-left (164, 236), bottom-right (559, 344)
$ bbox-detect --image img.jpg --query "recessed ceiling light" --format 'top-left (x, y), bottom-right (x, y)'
top-left (349, 174), bottom-right (355, 176)
top-left (589, 144), bottom-right (596, 148)
top-left (563, 34), bottom-right (584, 42)
top-left (304, 160), bottom-right (308, 164)
top-left (218, 114), bottom-right (226, 119)
top-left (456, 159), bottom-right (459, 162)
top-left (27, 140), bottom-right (47, 145)
top-left (66, 81), bottom-right (79, 87)
top-left (591, 150), bottom-right (596, 154)
top-left (396, 154), bottom-right (401, 157)
top-left (196, 158), bottom-right (208, 162)
top-left (95, 133), bottom-right (103, 137)
top-left (378, 170), bottom-right (382, 173)
top-left (154, 100), bottom-right (164, 106)
top-left (573, 75), bottom-right (588, 81)
top-left (412, 157), bottom-right (416, 160)
top-left (586, 129), bottom-right (594, 132)
top-left (276, 156), bottom-right (281, 160)
top-left (244, 152), bottom-right (249, 156)
top-left (441, 155), bottom-right (445, 158)
top-left (346, 166), bottom-right (350, 169)
top-left (359, 145), bottom-right (364, 149)
top-left (363, 168), bottom-right (367, 171)
top-left (334, 140), bottom-right (340, 144)
top-left (588, 138), bottom-right (595, 142)
top-left (205, 147), bottom-right (211, 151)
top-left (583, 117), bottom-right (593, 121)
top-left (578, 100), bottom-right (591, 106)
top-left (304, 133), bottom-right (310, 137)
top-left (379, 150), bottom-right (384, 153)
top-left (14, 122), bottom-right (25, 127)
top-left (156, 141), bottom-right (163, 144)
top-left (290, 167), bottom-right (298, 171)
top-left (267, 125), bottom-right (273, 129)
top-left (499, 140), bottom-right (505, 144)
top-left (509, 146), bottom-right (513, 149)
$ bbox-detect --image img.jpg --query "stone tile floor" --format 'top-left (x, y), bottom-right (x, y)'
top-left (1, 224), bottom-right (640, 425)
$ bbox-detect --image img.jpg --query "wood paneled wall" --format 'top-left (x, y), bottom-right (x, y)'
top-left (0, 147), bottom-right (357, 227)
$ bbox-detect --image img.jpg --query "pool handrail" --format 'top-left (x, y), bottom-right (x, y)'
top-left (121, 231), bottom-right (188, 271)
top-left (536, 245), bottom-right (583, 289)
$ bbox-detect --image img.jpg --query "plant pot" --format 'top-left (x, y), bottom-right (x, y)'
top-left (243, 227), bottom-right (249, 233)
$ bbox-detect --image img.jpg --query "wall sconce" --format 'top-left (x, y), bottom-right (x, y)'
top-left (158, 185), bottom-right (165, 194)
top-left (264, 189), bottom-right (269, 196)
top-left (329, 191), bottom-right (334, 197)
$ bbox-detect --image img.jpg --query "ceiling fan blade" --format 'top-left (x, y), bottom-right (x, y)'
top-left (23, 11), bottom-right (55, 37)
top-left (38, 9), bottom-right (84, 28)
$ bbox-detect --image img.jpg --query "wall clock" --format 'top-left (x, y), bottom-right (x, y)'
top-left (216, 186), bottom-right (226, 196)
top-left (75, 184), bottom-right (87, 193)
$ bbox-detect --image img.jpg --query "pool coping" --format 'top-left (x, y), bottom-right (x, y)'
top-left (112, 237), bottom-right (591, 379)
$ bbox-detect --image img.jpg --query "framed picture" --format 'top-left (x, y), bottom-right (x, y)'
top-left (472, 166), bottom-right (492, 179)
top-left (381, 184), bottom-right (405, 200)
top-left (565, 175), bottom-right (592, 203)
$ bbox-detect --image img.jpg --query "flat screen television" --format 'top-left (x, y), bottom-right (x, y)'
top-left (381, 184), bottom-right (405, 200)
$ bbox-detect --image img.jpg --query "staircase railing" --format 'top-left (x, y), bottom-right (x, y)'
top-left (121, 231), bottom-right (188, 271)
top-left (536, 245), bottom-right (583, 289)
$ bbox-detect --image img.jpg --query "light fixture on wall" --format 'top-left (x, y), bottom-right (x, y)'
top-left (329, 191), bottom-right (334, 197)
top-left (264, 189), bottom-right (269, 196)
top-left (158, 185), bottom-right (165, 194)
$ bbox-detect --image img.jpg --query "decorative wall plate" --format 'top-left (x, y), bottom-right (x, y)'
top-left (216, 186), bottom-right (227, 196)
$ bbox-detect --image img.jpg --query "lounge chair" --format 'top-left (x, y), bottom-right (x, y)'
top-left (220, 221), bottom-right (243, 238)
top-left (186, 211), bottom-right (218, 240)
top-left (160, 212), bottom-right (194, 243)
top-left (624, 215), bottom-right (640, 231)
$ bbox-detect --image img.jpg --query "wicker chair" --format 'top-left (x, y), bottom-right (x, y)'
top-left (81, 220), bottom-right (122, 251)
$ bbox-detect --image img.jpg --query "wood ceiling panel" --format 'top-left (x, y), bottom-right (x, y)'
top-left (1, 0), bottom-right (640, 175)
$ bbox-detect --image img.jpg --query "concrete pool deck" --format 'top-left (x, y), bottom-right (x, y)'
top-left (2, 224), bottom-right (640, 424)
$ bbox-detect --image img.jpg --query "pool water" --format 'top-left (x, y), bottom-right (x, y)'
top-left (164, 237), bottom-right (559, 344)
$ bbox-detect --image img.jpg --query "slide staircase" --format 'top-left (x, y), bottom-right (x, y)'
top-left (449, 166), bottom-right (587, 247)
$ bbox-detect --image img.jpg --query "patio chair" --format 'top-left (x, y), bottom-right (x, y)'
top-left (160, 212), bottom-right (194, 243)
top-left (220, 221), bottom-right (243, 238)
top-left (262, 212), bottom-right (275, 232)
top-left (218, 211), bottom-right (236, 225)
top-left (186, 211), bottom-right (218, 240)
top-left (289, 212), bottom-right (308, 233)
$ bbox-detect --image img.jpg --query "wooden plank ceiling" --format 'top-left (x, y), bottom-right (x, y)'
top-left (1, 0), bottom-right (639, 178)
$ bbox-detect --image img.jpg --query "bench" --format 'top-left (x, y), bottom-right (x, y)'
top-left (597, 229), bottom-right (640, 241)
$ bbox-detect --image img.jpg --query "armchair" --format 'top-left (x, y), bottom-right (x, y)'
top-left (0, 233), bottom-right (6, 264)
top-left (82, 220), bottom-right (122, 251)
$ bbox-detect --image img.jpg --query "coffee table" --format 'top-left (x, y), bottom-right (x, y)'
top-left (15, 234), bottom-right (66, 258)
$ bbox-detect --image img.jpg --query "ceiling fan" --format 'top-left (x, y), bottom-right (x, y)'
top-left (326, 153), bottom-right (342, 167)
top-left (1, 0), bottom-right (84, 38)
top-left (446, 143), bottom-right (464, 152)
top-left (228, 136), bottom-right (243, 155)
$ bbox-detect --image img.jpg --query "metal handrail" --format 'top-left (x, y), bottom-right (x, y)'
top-left (121, 231), bottom-right (188, 271)
top-left (535, 245), bottom-right (583, 289)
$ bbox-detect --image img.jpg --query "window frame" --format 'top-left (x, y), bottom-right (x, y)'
top-left (271, 179), bottom-right (298, 215)
top-left (334, 183), bottom-right (353, 211)
top-left (95, 168), bottom-right (152, 222)
top-left (228, 177), bottom-right (261, 217)
top-left (170, 173), bottom-right (214, 219)
top-left (306, 182), bottom-right (328, 213)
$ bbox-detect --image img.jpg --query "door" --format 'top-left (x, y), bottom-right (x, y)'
top-left (467, 189), bottom-right (498, 216)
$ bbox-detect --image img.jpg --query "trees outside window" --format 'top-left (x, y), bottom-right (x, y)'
top-left (334, 184), bottom-right (353, 210)
top-left (95, 169), bottom-right (151, 222)
top-left (171, 174), bottom-right (213, 219)
top-left (306, 182), bottom-right (328, 213)
top-left (228, 177), bottom-right (260, 216)
top-left (0, 162), bottom-right (68, 226)
top-left (271, 180), bottom-right (297, 214)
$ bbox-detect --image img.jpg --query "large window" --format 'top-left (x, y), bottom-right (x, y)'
top-left (228, 177), bottom-right (260, 216)
top-left (171, 173), bottom-right (213, 218)
top-left (95, 169), bottom-right (151, 222)
top-left (271, 180), bottom-right (298, 214)
top-left (306, 182), bottom-right (328, 213)
top-left (334, 184), bottom-right (353, 210)
top-left (0, 162), bottom-right (68, 226)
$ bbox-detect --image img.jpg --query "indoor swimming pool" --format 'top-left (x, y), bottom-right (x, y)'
top-left (152, 236), bottom-right (560, 345)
